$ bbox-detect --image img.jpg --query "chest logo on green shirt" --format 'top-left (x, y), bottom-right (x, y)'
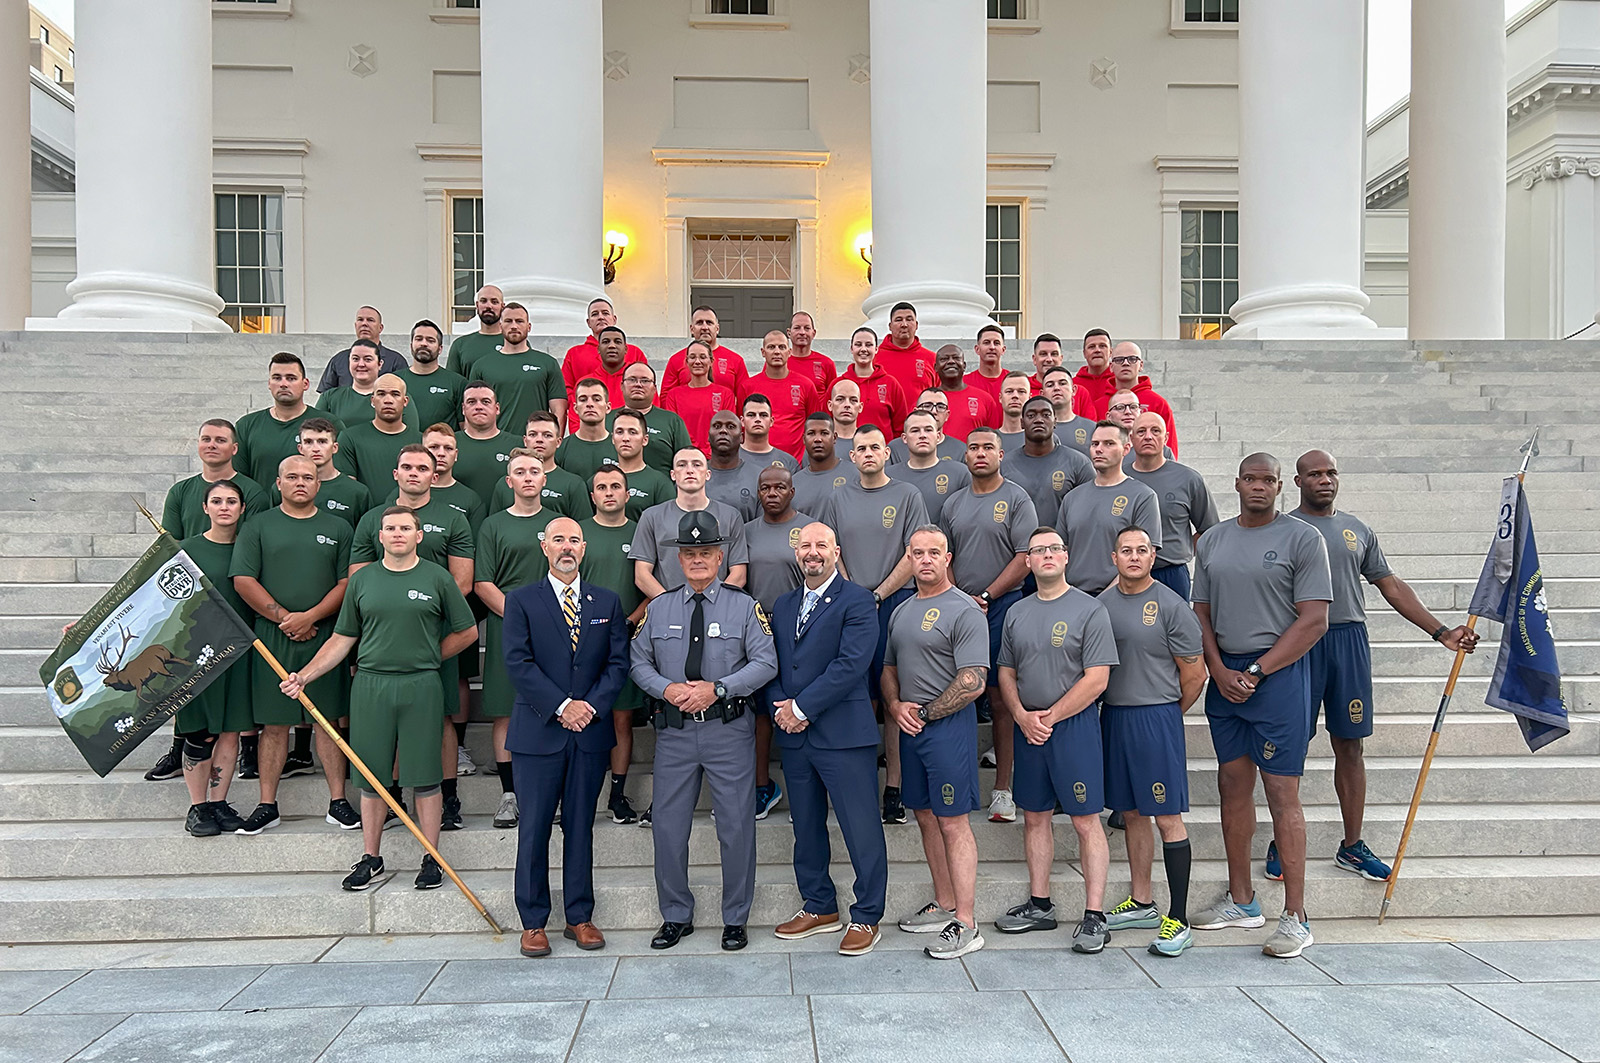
top-left (407, 589), bottom-right (434, 601)
top-left (1343, 528), bottom-right (1359, 552)
top-left (1051, 621), bottom-right (1068, 647)
top-left (424, 523), bottom-right (445, 534)
top-left (521, 365), bottom-right (542, 373)
top-left (992, 500), bottom-right (1008, 523)
top-left (327, 501), bottom-right (350, 512)
top-left (316, 534), bottom-right (339, 546)
top-left (1111, 495), bottom-right (1128, 516)
top-left (921, 607), bottom-right (940, 632)
top-left (1143, 601), bottom-right (1159, 627)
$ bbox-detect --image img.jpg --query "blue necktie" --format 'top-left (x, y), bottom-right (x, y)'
top-left (797, 589), bottom-right (819, 638)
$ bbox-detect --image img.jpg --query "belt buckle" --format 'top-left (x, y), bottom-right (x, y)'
top-left (685, 709), bottom-right (709, 723)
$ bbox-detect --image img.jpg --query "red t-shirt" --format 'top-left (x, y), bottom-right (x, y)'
top-left (940, 385), bottom-right (1001, 442)
top-left (661, 381), bottom-right (739, 452)
top-left (964, 368), bottom-right (1007, 405)
top-left (842, 366), bottom-right (913, 437)
top-left (662, 344), bottom-right (749, 394)
top-left (875, 337), bottom-right (938, 399)
top-left (788, 350), bottom-right (838, 396)
top-left (740, 371), bottom-right (821, 458)
top-left (562, 337), bottom-right (647, 432)
top-left (1072, 366), bottom-right (1117, 420)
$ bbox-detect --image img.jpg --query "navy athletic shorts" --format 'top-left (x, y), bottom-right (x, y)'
top-left (1204, 652), bottom-right (1312, 777)
top-left (900, 703), bottom-right (980, 817)
top-left (1102, 701), bottom-right (1189, 815)
top-left (1306, 621), bottom-right (1375, 740)
top-left (1152, 563), bottom-right (1191, 601)
top-left (1013, 703), bottom-right (1103, 816)
top-left (869, 586), bottom-right (915, 704)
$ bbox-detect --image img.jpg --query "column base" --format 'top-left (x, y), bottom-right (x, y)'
top-left (861, 280), bottom-right (996, 341)
top-left (34, 271), bottom-right (231, 333)
top-left (1226, 284), bottom-right (1391, 339)
top-left (494, 275), bottom-right (604, 336)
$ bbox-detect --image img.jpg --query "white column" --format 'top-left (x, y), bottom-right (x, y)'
top-left (0, 0), bottom-right (28, 329)
top-left (1408, 0), bottom-right (1506, 340)
top-left (1227, 0), bottom-right (1379, 338)
top-left (861, 0), bottom-right (994, 339)
top-left (480, 0), bottom-right (604, 335)
top-left (31, 0), bottom-right (226, 332)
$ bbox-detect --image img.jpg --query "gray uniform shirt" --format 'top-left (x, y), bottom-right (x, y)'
top-left (1126, 459), bottom-right (1220, 566)
top-left (740, 447), bottom-right (799, 474)
top-left (999, 430), bottom-right (1025, 456)
top-left (1098, 580), bottom-right (1203, 706)
top-left (743, 511), bottom-right (813, 611)
top-left (997, 589), bottom-right (1119, 712)
top-left (1290, 509), bottom-right (1394, 626)
top-left (815, 479), bottom-right (929, 590)
top-left (1192, 514), bottom-right (1334, 655)
top-left (884, 586), bottom-right (990, 706)
top-left (707, 461), bottom-right (763, 522)
top-left (793, 464), bottom-right (852, 519)
top-left (1057, 417), bottom-right (1098, 457)
top-left (889, 437), bottom-right (965, 465)
top-left (896, 459), bottom-right (973, 524)
top-left (937, 481), bottom-right (1038, 596)
top-left (629, 580), bottom-right (778, 697)
top-left (1001, 444), bottom-right (1095, 527)
top-left (1055, 477), bottom-right (1164, 594)
top-left (631, 499), bottom-right (751, 591)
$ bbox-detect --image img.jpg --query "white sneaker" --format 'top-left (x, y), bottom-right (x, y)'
top-left (493, 792), bottom-right (519, 829)
top-left (456, 747), bottom-right (477, 777)
top-left (979, 748), bottom-right (997, 769)
top-left (1262, 909), bottom-right (1314, 958)
top-left (924, 920), bottom-right (985, 959)
top-left (988, 788), bottom-right (1016, 823)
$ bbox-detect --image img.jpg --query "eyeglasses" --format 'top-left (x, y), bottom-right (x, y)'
top-left (917, 402), bottom-right (949, 412)
top-left (1108, 402), bottom-right (1143, 413)
top-left (1109, 355), bottom-right (1141, 366)
top-left (1026, 544), bottom-right (1067, 556)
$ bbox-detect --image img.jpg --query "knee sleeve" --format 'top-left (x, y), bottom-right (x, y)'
top-left (413, 783), bottom-right (441, 799)
top-left (181, 732), bottom-right (217, 765)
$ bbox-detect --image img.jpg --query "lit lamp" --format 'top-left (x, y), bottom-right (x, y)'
top-left (854, 231), bottom-right (873, 282)
top-left (603, 230), bottom-right (629, 285)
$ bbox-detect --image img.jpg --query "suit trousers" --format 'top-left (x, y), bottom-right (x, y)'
top-left (652, 711), bottom-right (756, 925)
top-left (780, 740), bottom-right (888, 925)
top-left (511, 743), bottom-right (609, 930)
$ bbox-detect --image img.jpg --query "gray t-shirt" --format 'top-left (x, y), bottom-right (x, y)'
top-left (1291, 509), bottom-right (1394, 626)
top-left (1098, 580), bottom-right (1203, 706)
top-left (707, 460), bottom-right (763, 522)
top-left (999, 430), bottom-right (1026, 456)
top-left (1057, 417), bottom-right (1099, 457)
top-left (938, 481), bottom-right (1038, 596)
top-left (1192, 514), bottom-right (1334, 655)
top-left (1126, 459), bottom-right (1220, 566)
top-left (743, 510), bottom-right (812, 611)
top-left (833, 437), bottom-right (857, 463)
top-left (1055, 478), bottom-right (1164, 594)
top-left (793, 463), bottom-right (852, 519)
top-left (631, 498), bottom-right (752, 591)
top-left (997, 589), bottom-right (1119, 712)
top-left (815, 479), bottom-right (930, 590)
top-left (889, 437), bottom-right (965, 465)
top-left (740, 446), bottom-right (799, 474)
top-left (884, 586), bottom-right (991, 706)
top-left (1001, 444), bottom-right (1095, 527)
top-left (896, 459), bottom-right (973, 524)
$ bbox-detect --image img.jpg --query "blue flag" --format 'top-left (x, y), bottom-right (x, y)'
top-left (1468, 477), bottom-right (1567, 751)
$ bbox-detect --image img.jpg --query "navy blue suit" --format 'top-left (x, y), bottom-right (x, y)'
top-left (503, 578), bottom-right (629, 930)
top-left (767, 574), bottom-right (888, 925)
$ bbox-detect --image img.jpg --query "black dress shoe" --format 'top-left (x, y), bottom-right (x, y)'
top-left (650, 921), bottom-right (694, 950)
top-left (721, 924), bottom-right (748, 951)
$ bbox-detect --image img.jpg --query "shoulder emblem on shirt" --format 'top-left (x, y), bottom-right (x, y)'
top-left (1142, 601), bottom-right (1159, 627)
top-left (1051, 470), bottom-right (1066, 491)
top-left (1111, 495), bottom-right (1128, 517)
top-left (881, 505), bottom-right (897, 529)
top-left (935, 474), bottom-right (949, 495)
top-left (992, 500), bottom-right (1008, 523)
top-left (754, 601), bottom-right (772, 636)
top-left (1051, 620), bottom-right (1068, 647)
top-left (1075, 428), bottom-right (1087, 444)
top-left (921, 607), bottom-right (940, 632)
top-left (1343, 528), bottom-right (1359, 552)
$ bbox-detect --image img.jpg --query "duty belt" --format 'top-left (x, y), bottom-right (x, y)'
top-left (646, 695), bottom-right (751, 729)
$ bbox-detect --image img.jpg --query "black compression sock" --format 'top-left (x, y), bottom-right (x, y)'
top-left (454, 721), bottom-right (468, 744)
top-left (497, 760), bottom-right (514, 794)
top-left (1030, 895), bottom-right (1052, 911)
top-left (387, 784), bottom-right (403, 805)
top-left (441, 778), bottom-right (457, 800)
top-left (609, 772), bottom-right (627, 800)
top-left (292, 727), bottom-right (312, 757)
top-left (1163, 839), bottom-right (1193, 924)
top-left (240, 733), bottom-right (258, 755)
top-left (169, 734), bottom-right (184, 755)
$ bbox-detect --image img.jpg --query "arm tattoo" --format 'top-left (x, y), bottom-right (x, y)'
top-left (923, 665), bottom-right (988, 721)
top-left (1177, 655), bottom-right (1200, 664)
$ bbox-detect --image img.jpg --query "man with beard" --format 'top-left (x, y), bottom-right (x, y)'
top-left (467, 302), bottom-right (568, 435)
top-left (447, 284), bottom-right (505, 379)
top-left (397, 319), bottom-right (466, 429)
top-left (934, 345), bottom-right (1000, 443)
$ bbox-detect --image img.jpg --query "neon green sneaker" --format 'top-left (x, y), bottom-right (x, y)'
top-left (1106, 895), bottom-right (1162, 931)
top-left (1147, 916), bottom-right (1193, 957)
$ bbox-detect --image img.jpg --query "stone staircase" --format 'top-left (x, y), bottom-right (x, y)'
top-left (0, 334), bottom-right (1596, 943)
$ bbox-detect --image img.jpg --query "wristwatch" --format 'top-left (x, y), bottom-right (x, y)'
top-left (873, 591), bottom-right (883, 605)
top-left (978, 591), bottom-right (992, 605)
top-left (1243, 663), bottom-right (1265, 681)
top-left (713, 681), bottom-right (728, 700)
top-left (1430, 625), bottom-right (1449, 642)
top-left (916, 705), bottom-right (931, 722)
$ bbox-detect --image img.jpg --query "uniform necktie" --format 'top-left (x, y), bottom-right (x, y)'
top-left (685, 592), bottom-right (706, 681)
top-left (563, 585), bottom-right (580, 651)
top-left (797, 589), bottom-right (819, 638)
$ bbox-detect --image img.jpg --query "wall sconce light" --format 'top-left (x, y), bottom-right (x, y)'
top-left (603, 230), bottom-right (629, 285)
top-left (854, 231), bottom-right (873, 282)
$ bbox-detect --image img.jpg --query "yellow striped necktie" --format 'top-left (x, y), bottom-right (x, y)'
top-left (563, 586), bottom-right (579, 650)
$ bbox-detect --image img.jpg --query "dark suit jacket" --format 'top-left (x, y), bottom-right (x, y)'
top-left (767, 575), bottom-right (880, 750)
top-left (502, 579), bottom-right (629, 756)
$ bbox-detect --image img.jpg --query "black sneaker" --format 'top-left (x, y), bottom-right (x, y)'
top-left (236, 747), bottom-right (259, 780)
top-left (342, 854), bottom-right (384, 891)
top-left (208, 801), bottom-right (246, 834)
top-left (184, 803), bottom-right (220, 837)
top-left (441, 794), bottom-right (463, 831)
top-left (415, 854), bottom-right (443, 890)
top-left (282, 751), bottom-right (316, 778)
top-left (1107, 810), bottom-right (1126, 831)
top-left (384, 801), bottom-right (408, 831)
top-left (235, 803), bottom-right (280, 836)
top-left (325, 799), bottom-right (361, 830)
top-left (608, 793), bottom-right (639, 825)
top-left (882, 786), bottom-right (907, 825)
top-left (637, 803), bottom-right (652, 829)
top-left (145, 748), bottom-right (183, 782)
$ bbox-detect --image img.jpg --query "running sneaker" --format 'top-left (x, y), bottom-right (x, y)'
top-left (755, 780), bottom-right (783, 820)
top-left (145, 747), bottom-right (183, 782)
top-left (924, 920), bottom-right (985, 959)
top-left (1105, 896), bottom-right (1162, 931)
top-left (1335, 839), bottom-right (1392, 881)
top-left (1072, 912), bottom-right (1109, 954)
top-left (882, 786), bottom-right (907, 825)
top-left (441, 794), bottom-right (463, 832)
top-left (1148, 917), bottom-right (1193, 957)
top-left (415, 854), bottom-right (443, 890)
top-left (325, 798), bottom-right (361, 830)
top-left (608, 793), bottom-right (640, 825)
top-left (384, 801), bottom-right (408, 831)
top-left (1262, 910), bottom-right (1314, 958)
top-left (987, 788), bottom-right (1017, 823)
top-left (456, 746), bottom-right (478, 777)
top-left (898, 901), bottom-right (957, 934)
top-left (493, 792), bottom-right (519, 829)
top-left (184, 803), bottom-right (220, 837)
top-left (281, 750), bottom-right (316, 778)
top-left (637, 803), bottom-right (652, 829)
top-left (979, 748), bottom-right (997, 769)
top-left (994, 900), bottom-right (1057, 934)
top-left (1190, 891), bottom-right (1266, 931)
top-left (1265, 839), bottom-right (1283, 881)
top-left (1106, 810), bottom-right (1126, 831)
top-left (342, 854), bottom-right (384, 891)
top-left (208, 801), bottom-right (246, 834)
top-left (235, 802), bottom-right (281, 836)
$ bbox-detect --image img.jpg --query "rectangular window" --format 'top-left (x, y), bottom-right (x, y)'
top-left (1183, 0), bottom-right (1238, 22)
top-left (38, 25), bottom-right (48, 45)
top-left (710, 0), bottom-right (771, 13)
top-left (215, 192), bottom-right (286, 334)
top-left (988, 0), bottom-right (1022, 18)
top-left (450, 195), bottom-right (485, 325)
top-left (449, 0), bottom-right (479, 7)
top-left (1179, 207), bottom-right (1237, 340)
top-left (985, 203), bottom-right (1024, 334)
top-left (52, 66), bottom-right (62, 83)
top-left (690, 227), bottom-right (794, 284)
top-left (67, 48), bottom-right (73, 64)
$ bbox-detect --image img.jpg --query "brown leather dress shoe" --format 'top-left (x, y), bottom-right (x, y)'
top-left (774, 909), bottom-right (842, 940)
top-left (839, 923), bottom-right (881, 956)
top-left (519, 928), bottom-right (551, 957)
top-left (563, 922), bottom-right (605, 950)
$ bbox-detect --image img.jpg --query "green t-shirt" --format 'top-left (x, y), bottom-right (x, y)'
top-left (332, 421), bottom-right (424, 499)
top-left (396, 365), bottom-right (467, 430)
top-left (578, 517), bottom-right (643, 617)
top-left (453, 430), bottom-right (520, 504)
top-left (349, 496), bottom-right (475, 569)
top-left (229, 507), bottom-right (352, 611)
top-left (234, 407), bottom-right (345, 489)
top-left (308, 474), bottom-right (370, 528)
top-left (621, 465), bottom-right (674, 522)
top-left (467, 348), bottom-right (566, 434)
top-left (491, 466), bottom-right (594, 521)
top-left (179, 533), bottom-right (255, 623)
top-left (334, 559), bottom-right (474, 674)
top-left (385, 480), bottom-right (486, 534)
top-left (474, 508), bottom-right (558, 592)
top-left (316, 388), bottom-right (422, 432)
top-left (554, 434), bottom-right (619, 485)
top-left (446, 331), bottom-right (504, 379)
top-left (606, 407), bottom-right (693, 475)
top-left (161, 472), bottom-right (272, 541)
